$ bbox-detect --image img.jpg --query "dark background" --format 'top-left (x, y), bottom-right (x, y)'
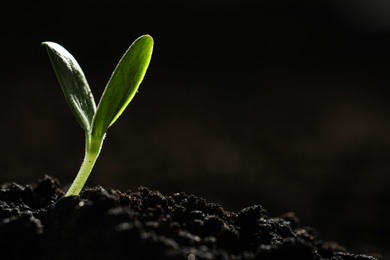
top-left (1, 0), bottom-right (389, 258)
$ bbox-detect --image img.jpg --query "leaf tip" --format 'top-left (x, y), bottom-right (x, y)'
top-left (41, 41), bottom-right (53, 47)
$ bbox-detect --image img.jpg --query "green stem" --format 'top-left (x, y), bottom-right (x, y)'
top-left (65, 133), bottom-right (105, 196)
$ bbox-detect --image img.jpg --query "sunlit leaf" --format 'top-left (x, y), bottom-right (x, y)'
top-left (92, 35), bottom-right (153, 138)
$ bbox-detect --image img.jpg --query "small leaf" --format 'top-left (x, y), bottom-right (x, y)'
top-left (92, 35), bottom-right (154, 138)
top-left (43, 42), bottom-right (96, 132)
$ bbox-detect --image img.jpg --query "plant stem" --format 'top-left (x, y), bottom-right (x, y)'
top-left (65, 133), bottom-right (105, 196)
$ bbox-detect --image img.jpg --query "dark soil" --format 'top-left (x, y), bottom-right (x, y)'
top-left (0, 175), bottom-right (379, 260)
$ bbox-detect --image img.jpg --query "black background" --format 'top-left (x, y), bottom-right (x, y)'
top-left (1, 0), bottom-right (390, 258)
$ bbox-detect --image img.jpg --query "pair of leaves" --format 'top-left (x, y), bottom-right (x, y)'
top-left (43, 35), bottom-right (154, 138)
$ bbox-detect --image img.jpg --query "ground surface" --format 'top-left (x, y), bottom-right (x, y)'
top-left (0, 176), bottom-right (380, 260)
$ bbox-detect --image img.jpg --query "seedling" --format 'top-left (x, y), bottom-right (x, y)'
top-left (42, 35), bottom-right (154, 197)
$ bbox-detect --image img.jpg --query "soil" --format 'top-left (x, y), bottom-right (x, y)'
top-left (0, 175), bottom-right (379, 260)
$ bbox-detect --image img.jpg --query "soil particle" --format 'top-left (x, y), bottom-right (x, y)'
top-left (0, 175), bottom-right (379, 260)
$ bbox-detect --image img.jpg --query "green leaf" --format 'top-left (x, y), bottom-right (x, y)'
top-left (92, 35), bottom-right (154, 138)
top-left (42, 41), bottom-right (96, 132)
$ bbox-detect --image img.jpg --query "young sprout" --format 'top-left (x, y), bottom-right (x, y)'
top-left (42, 35), bottom-right (154, 196)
